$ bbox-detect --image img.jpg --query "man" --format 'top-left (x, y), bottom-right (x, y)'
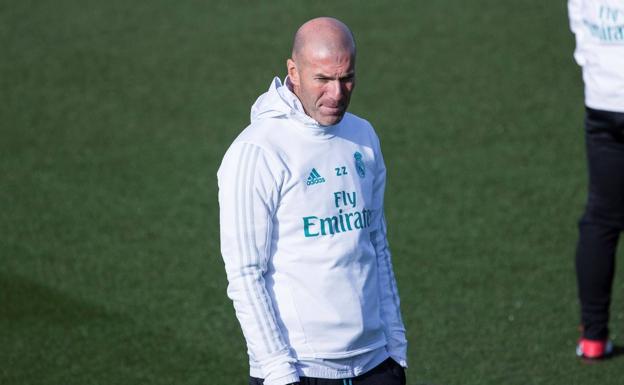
top-left (569, 0), bottom-right (624, 359)
top-left (218, 17), bottom-right (408, 385)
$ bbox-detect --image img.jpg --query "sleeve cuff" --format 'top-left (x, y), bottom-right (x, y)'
top-left (387, 344), bottom-right (408, 368)
top-left (392, 356), bottom-right (408, 368)
top-left (263, 372), bottom-right (300, 385)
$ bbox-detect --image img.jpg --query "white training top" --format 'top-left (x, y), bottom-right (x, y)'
top-left (569, 0), bottom-right (624, 112)
top-left (218, 77), bottom-right (407, 385)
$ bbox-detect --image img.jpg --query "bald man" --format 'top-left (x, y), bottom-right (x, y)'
top-left (218, 18), bottom-right (407, 385)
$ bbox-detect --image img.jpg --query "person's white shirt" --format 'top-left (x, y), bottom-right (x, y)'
top-left (569, 0), bottom-right (624, 112)
top-left (218, 77), bottom-right (407, 385)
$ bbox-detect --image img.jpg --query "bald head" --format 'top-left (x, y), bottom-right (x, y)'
top-left (291, 17), bottom-right (356, 64)
top-left (287, 17), bottom-right (357, 126)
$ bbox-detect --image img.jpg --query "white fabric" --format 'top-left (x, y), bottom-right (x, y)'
top-left (218, 77), bottom-right (407, 385)
top-left (569, 0), bottom-right (624, 112)
top-left (295, 346), bottom-right (388, 379)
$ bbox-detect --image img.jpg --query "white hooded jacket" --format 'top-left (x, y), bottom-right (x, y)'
top-left (218, 77), bottom-right (407, 384)
top-left (569, 0), bottom-right (624, 112)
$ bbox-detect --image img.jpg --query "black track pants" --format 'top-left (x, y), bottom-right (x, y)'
top-left (576, 106), bottom-right (624, 340)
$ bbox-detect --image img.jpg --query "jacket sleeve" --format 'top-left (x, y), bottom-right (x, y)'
top-left (568, 0), bottom-right (586, 66)
top-left (217, 141), bottom-right (299, 385)
top-left (568, 0), bottom-right (582, 34)
top-left (369, 134), bottom-right (408, 367)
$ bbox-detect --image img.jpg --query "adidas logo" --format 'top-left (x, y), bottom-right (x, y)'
top-left (306, 168), bottom-right (326, 186)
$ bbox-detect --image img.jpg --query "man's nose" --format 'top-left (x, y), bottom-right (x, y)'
top-left (327, 80), bottom-right (344, 100)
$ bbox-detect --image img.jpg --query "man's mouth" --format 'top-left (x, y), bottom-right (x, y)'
top-left (320, 104), bottom-right (343, 114)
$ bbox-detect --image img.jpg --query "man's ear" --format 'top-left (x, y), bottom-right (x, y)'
top-left (287, 58), bottom-right (299, 86)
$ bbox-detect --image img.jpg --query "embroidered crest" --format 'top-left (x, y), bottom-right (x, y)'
top-left (354, 152), bottom-right (365, 178)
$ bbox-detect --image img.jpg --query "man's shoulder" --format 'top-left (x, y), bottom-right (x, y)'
top-left (340, 112), bottom-right (380, 143)
top-left (343, 112), bottom-right (373, 128)
top-left (220, 118), bottom-right (291, 168)
top-left (218, 121), bottom-right (281, 178)
top-left (234, 117), bottom-right (288, 148)
top-left (341, 112), bottom-right (378, 135)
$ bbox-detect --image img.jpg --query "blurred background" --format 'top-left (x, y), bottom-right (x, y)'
top-left (2, 0), bottom-right (623, 384)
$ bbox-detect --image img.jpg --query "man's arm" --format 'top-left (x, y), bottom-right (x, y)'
top-left (371, 213), bottom-right (408, 366)
top-left (568, 0), bottom-right (587, 66)
top-left (369, 134), bottom-right (408, 367)
top-left (218, 142), bottom-right (300, 385)
top-left (568, 0), bottom-right (582, 34)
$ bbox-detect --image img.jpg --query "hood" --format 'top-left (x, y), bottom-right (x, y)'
top-left (250, 77), bottom-right (320, 127)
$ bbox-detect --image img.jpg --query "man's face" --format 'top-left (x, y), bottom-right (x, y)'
top-left (288, 50), bottom-right (355, 126)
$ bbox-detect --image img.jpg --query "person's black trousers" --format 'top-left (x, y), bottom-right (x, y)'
top-left (576, 106), bottom-right (624, 341)
top-left (249, 357), bottom-right (406, 385)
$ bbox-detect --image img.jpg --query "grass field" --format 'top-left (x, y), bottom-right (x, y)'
top-left (2, 1), bottom-right (624, 384)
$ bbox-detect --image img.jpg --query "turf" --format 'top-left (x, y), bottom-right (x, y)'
top-left (2, 1), bottom-right (623, 384)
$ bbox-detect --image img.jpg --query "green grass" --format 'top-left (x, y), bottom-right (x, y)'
top-left (2, 0), bottom-right (624, 384)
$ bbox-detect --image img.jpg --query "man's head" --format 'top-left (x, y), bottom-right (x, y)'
top-left (287, 17), bottom-right (356, 126)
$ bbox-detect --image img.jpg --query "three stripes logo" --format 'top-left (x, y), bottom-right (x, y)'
top-left (306, 168), bottom-right (326, 186)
